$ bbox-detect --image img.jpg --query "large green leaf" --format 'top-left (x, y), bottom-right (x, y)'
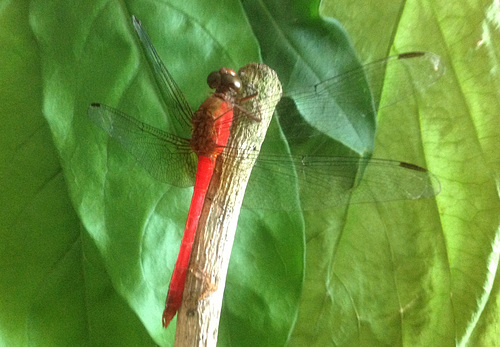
top-left (1, 0), bottom-right (499, 346)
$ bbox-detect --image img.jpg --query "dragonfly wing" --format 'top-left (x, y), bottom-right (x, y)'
top-left (88, 103), bottom-right (197, 187)
top-left (262, 52), bottom-right (445, 154)
top-left (242, 152), bottom-right (302, 211)
top-left (347, 159), bottom-right (441, 205)
top-left (284, 51), bottom-right (445, 118)
top-left (362, 52), bottom-right (444, 111)
top-left (243, 154), bottom-right (440, 211)
top-left (241, 52), bottom-right (444, 210)
top-left (132, 16), bottom-right (194, 136)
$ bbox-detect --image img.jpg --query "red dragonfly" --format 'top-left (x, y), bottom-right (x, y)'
top-left (88, 16), bottom-right (443, 328)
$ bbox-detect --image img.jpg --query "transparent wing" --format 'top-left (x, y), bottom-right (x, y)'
top-left (285, 52), bottom-right (444, 117)
top-left (243, 155), bottom-right (440, 211)
top-left (239, 52), bottom-right (444, 210)
top-left (88, 103), bottom-right (197, 187)
top-left (88, 101), bottom-right (441, 210)
top-left (255, 52), bottom-right (445, 152)
top-left (132, 15), bottom-right (194, 137)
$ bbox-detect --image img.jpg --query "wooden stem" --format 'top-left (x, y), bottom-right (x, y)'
top-left (174, 63), bottom-right (282, 346)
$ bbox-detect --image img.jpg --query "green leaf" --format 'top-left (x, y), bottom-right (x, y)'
top-left (292, 1), bottom-right (500, 346)
top-left (1, 0), bottom-right (499, 346)
top-left (0, 2), bottom-right (155, 345)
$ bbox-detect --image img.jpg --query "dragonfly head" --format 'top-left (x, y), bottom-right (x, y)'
top-left (207, 67), bottom-right (242, 94)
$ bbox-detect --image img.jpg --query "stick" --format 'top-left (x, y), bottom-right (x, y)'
top-left (174, 63), bottom-right (282, 346)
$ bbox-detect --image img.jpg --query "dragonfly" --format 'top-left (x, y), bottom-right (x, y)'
top-left (88, 16), bottom-right (444, 328)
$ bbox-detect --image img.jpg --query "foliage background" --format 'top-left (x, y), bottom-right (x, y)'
top-left (1, 0), bottom-right (499, 346)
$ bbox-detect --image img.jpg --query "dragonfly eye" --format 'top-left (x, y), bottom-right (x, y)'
top-left (207, 71), bottom-right (221, 90)
top-left (207, 67), bottom-right (242, 93)
top-left (221, 71), bottom-right (241, 92)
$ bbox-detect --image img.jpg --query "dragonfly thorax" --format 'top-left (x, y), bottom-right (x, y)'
top-left (190, 95), bottom-right (233, 158)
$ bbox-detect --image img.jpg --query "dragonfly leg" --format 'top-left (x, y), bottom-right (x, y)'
top-left (234, 92), bottom-right (262, 122)
top-left (237, 93), bottom-right (258, 103)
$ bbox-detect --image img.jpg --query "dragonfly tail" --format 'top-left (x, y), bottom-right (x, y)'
top-left (162, 303), bottom-right (178, 328)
